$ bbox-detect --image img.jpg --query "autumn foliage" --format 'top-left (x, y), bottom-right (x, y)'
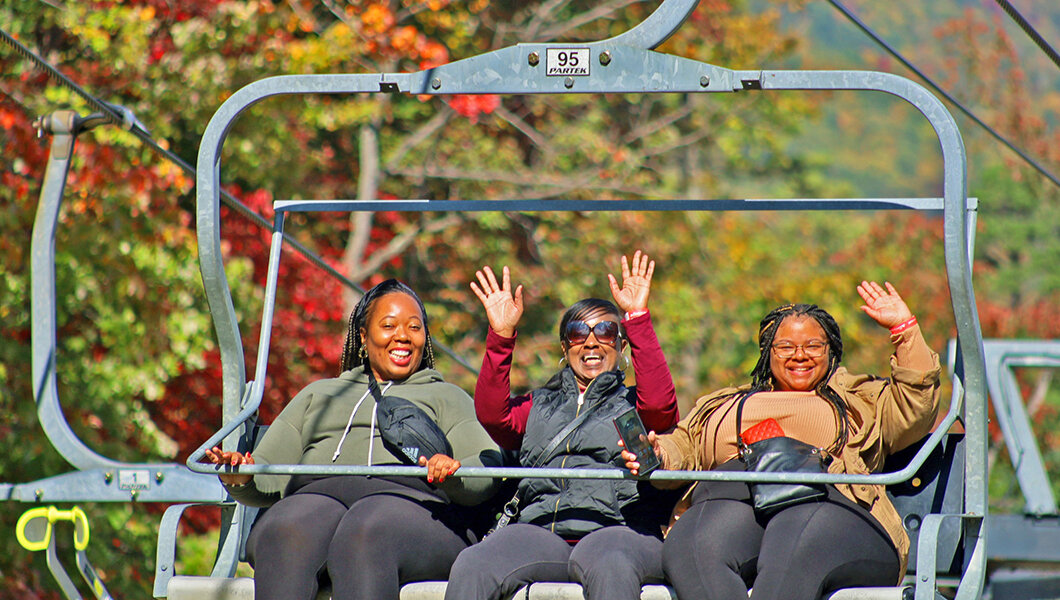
top-left (2, 1), bottom-right (1059, 598)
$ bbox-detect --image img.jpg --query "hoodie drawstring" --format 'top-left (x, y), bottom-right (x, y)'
top-left (332, 380), bottom-right (392, 462)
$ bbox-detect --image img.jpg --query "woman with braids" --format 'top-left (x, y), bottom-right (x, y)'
top-left (623, 281), bottom-right (941, 600)
top-left (204, 279), bottom-right (501, 600)
top-left (444, 250), bottom-right (680, 600)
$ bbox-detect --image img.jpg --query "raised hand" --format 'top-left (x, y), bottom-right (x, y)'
top-left (204, 446), bottom-right (254, 487)
top-left (470, 266), bottom-right (524, 338)
top-left (608, 250), bottom-right (655, 315)
top-left (857, 281), bottom-right (914, 329)
top-left (619, 431), bottom-right (666, 476)
top-left (420, 453), bottom-right (461, 484)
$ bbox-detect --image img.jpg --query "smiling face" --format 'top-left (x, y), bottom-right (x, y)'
top-left (562, 309), bottom-right (623, 390)
top-left (769, 315), bottom-right (831, 391)
top-left (359, 292), bottom-right (426, 382)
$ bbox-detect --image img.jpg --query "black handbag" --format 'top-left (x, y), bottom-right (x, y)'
top-left (368, 372), bottom-right (453, 465)
top-left (735, 393), bottom-right (831, 518)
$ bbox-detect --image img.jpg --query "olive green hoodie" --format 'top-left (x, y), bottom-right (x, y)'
top-left (226, 365), bottom-right (501, 507)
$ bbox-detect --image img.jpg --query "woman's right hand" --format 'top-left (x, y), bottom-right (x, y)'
top-left (470, 265), bottom-right (523, 338)
top-left (619, 431), bottom-right (665, 476)
top-left (204, 446), bottom-right (254, 487)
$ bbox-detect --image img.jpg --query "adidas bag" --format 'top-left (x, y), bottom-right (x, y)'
top-left (375, 395), bottom-right (453, 465)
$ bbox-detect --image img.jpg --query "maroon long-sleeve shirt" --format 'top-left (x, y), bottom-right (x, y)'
top-left (474, 310), bottom-right (679, 450)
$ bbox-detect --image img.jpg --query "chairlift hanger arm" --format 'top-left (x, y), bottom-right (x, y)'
top-left (603, 0), bottom-right (698, 50)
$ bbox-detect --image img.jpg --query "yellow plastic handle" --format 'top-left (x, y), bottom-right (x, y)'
top-left (16, 506), bottom-right (90, 552)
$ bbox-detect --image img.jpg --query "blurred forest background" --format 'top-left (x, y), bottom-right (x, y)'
top-left (1, 0), bottom-right (1058, 597)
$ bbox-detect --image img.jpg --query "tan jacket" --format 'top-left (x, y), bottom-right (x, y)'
top-left (656, 326), bottom-right (941, 578)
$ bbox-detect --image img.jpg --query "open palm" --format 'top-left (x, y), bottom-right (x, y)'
top-left (470, 265), bottom-right (523, 337)
top-left (857, 280), bottom-right (913, 329)
top-left (608, 250), bottom-right (655, 314)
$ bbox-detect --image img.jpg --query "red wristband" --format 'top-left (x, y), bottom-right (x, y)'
top-left (889, 316), bottom-right (918, 335)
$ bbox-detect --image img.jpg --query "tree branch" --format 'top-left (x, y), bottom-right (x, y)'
top-left (622, 103), bottom-right (695, 146)
top-left (346, 214), bottom-right (464, 281)
top-left (524, 0), bottom-right (574, 41)
top-left (383, 106), bottom-right (454, 172)
top-left (494, 104), bottom-right (557, 157)
top-left (535, 0), bottom-right (647, 42)
top-left (388, 165), bottom-right (656, 197)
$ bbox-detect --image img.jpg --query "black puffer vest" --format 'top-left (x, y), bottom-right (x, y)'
top-left (516, 367), bottom-right (673, 539)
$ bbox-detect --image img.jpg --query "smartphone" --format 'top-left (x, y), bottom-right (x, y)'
top-left (613, 408), bottom-right (661, 475)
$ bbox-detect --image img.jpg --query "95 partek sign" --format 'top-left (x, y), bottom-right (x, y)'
top-left (546, 48), bottom-right (590, 76)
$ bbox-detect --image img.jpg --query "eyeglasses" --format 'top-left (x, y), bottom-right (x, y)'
top-left (564, 320), bottom-right (621, 347)
top-left (771, 341), bottom-right (828, 358)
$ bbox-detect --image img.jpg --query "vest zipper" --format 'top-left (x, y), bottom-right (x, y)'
top-left (548, 377), bottom-right (598, 533)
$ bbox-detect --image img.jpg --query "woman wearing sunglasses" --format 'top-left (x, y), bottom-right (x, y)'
top-left (444, 250), bottom-right (680, 600)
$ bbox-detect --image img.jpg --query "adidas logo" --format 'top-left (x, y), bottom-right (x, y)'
top-left (403, 447), bottom-right (420, 462)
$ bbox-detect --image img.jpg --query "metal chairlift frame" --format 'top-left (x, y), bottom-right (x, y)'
top-left (974, 340), bottom-right (1060, 579)
top-left (180, 1), bottom-right (989, 598)
top-left (2, 110), bottom-right (226, 506)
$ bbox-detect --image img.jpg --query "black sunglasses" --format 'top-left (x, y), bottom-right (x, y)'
top-left (563, 320), bottom-right (621, 347)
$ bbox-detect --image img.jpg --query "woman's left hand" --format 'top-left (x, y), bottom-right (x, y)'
top-left (420, 453), bottom-right (461, 484)
top-left (608, 250), bottom-right (655, 315)
top-left (857, 280), bottom-right (914, 329)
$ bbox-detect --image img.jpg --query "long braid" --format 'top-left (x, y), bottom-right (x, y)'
top-left (339, 308), bottom-right (359, 373)
top-left (748, 303), bottom-right (849, 452)
top-left (338, 279), bottom-right (437, 376)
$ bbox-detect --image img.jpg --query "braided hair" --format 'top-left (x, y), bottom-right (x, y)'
top-left (747, 303), bottom-right (849, 451)
top-left (339, 279), bottom-right (436, 375)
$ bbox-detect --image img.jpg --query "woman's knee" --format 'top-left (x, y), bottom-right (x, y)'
top-left (753, 501), bottom-right (900, 597)
top-left (570, 528), bottom-right (658, 581)
top-left (450, 538), bottom-right (493, 578)
top-left (663, 500), bottom-right (759, 565)
top-left (247, 498), bottom-right (342, 562)
top-left (331, 496), bottom-right (424, 548)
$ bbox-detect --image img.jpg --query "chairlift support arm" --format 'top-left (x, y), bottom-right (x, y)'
top-left (11, 110), bottom-right (225, 505)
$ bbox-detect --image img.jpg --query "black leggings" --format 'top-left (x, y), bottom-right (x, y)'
top-left (246, 493), bottom-right (471, 600)
top-left (663, 494), bottom-right (900, 600)
top-left (444, 523), bottom-right (665, 600)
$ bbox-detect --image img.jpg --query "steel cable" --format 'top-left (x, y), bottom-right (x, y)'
top-left (994, 0), bottom-right (1060, 72)
top-left (827, 0), bottom-right (1060, 189)
top-left (0, 27), bottom-right (477, 373)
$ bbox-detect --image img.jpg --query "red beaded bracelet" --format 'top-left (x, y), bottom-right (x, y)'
top-left (889, 316), bottom-right (918, 335)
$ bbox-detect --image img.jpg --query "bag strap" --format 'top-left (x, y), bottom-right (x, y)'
top-left (366, 368), bottom-right (385, 402)
top-left (533, 396), bottom-right (605, 468)
top-left (734, 391), bottom-right (753, 456)
top-left (735, 391), bottom-right (836, 457)
top-left (490, 394), bottom-right (607, 532)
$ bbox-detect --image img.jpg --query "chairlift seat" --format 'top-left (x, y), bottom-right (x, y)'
top-left (165, 433), bottom-right (963, 600)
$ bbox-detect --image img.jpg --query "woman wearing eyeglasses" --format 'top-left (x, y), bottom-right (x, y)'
top-left (443, 250), bottom-right (680, 600)
top-left (623, 281), bottom-right (941, 600)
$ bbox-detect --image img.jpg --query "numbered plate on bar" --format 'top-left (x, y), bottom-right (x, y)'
top-left (546, 48), bottom-right (590, 77)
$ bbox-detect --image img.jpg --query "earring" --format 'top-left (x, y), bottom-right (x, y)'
top-left (559, 355), bottom-right (568, 367)
top-left (359, 345), bottom-right (367, 360)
